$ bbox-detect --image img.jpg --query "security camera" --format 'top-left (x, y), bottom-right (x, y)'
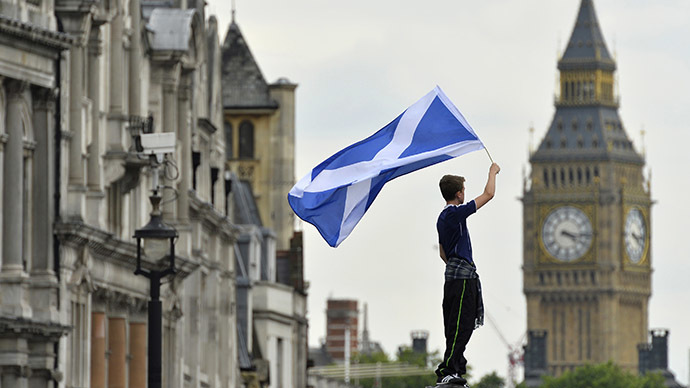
top-left (139, 132), bottom-right (176, 156)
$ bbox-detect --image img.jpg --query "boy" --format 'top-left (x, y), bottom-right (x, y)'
top-left (435, 162), bottom-right (500, 386)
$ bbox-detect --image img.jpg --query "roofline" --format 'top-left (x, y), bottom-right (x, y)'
top-left (223, 106), bottom-right (279, 115)
top-left (529, 153), bottom-right (645, 166)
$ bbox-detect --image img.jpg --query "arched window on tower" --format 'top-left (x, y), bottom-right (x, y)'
top-left (239, 120), bottom-right (254, 159)
top-left (224, 121), bottom-right (233, 160)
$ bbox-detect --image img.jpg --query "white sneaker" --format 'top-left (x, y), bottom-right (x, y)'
top-left (438, 373), bottom-right (467, 385)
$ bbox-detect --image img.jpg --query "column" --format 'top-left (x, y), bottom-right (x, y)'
top-left (129, 0), bottom-right (142, 117)
top-left (91, 312), bottom-right (106, 388)
top-left (29, 86), bottom-right (60, 322)
top-left (67, 42), bottom-right (86, 217)
top-left (1, 78), bottom-right (31, 318)
top-left (108, 317), bottom-right (127, 388)
top-left (176, 76), bottom-right (191, 223)
top-left (87, 26), bottom-right (106, 227)
top-left (109, 3), bottom-right (124, 115)
top-left (0, 75), bottom-right (5, 272)
top-left (106, 0), bottom-right (128, 152)
top-left (129, 321), bottom-right (147, 388)
top-left (30, 87), bottom-right (56, 273)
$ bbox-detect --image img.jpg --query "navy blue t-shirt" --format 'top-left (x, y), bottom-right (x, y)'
top-left (437, 200), bottom-right (477, 262)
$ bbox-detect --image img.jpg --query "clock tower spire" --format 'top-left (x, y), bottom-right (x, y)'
top-left (522, 0), bottom-right (652, 381)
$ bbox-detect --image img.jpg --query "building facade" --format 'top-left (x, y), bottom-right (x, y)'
top-left (522, 0), bottom-right (651, 380)
top-left (325, 299), bottom-right (359, 362)
top-left (0, 1), bottom-right (73, 386)
top-left (221, 16), bottom-right (308, 388)
top-left (1, 0), bottom-right (247, 387)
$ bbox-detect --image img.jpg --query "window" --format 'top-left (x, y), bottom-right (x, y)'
top-left (277, 338), bottom-right (284, 388)
top-left (224, 121), bottom-right (233, 159)
top-left (69, 299), bottom-right (88, 387)
top-left (239, 120), bottom-right (254, 159)
top-left (107, 181), bottom-right (123, 237)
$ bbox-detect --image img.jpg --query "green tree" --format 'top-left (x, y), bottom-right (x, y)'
top-left (538, 362), bottom-right (665, 388)
top-left (352, 348), bottom-right (441, 388)
top-left (474, 371), bottom-right (505, 388)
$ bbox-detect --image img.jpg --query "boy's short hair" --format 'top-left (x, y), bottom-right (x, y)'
top-left (439, 175), bottom-right (465, 201)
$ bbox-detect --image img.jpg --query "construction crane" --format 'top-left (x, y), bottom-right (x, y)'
top-left (485, 312), bottom-right (525, 388)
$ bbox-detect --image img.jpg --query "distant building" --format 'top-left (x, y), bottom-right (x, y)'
top-left (638, 330), bottom-right (684, 388)
top-left (326, 299), bottom-right (359, 361)
top-left (221, 14), bottom-right (307, 388)
top-left (411, 330), bottom-right (429, 355)
top-left (523, 0), bottom-right (652, 381)
top-left (360, 303), bottom-right (384, 356)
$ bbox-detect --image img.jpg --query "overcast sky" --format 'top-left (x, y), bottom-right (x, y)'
top-left (207, 0), bottom-right (690, 384)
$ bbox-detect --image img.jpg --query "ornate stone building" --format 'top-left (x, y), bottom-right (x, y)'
top-left (221, 16), bottom-right (308, 388)
top-left (2, 0), bottom-right (248, 387)
top-left (0, 1), bottom-right (73, 386)
top-left (522, 0), bottom-right (651, 382)
top-left (221, 16), bottom-right (297, 252)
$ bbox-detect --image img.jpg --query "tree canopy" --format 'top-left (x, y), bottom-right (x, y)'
top-left (534, 362), bottom-right (665, 388)
top-left (474, 371), bottom-right (505, 388)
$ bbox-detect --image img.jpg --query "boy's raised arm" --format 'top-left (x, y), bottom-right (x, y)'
top-left (475, 163), bottom-right (500, 210)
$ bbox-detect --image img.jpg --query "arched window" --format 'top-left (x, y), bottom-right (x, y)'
top-left (224, 121), bottom-right (233, 159)
top-left (239, 120), bottom-right (254, 159)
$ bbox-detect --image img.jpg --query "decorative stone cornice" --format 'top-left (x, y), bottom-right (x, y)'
top-left (0, 317), bottom-right (70, 340)
top-left (0, 14), bottom-right (74, 51)
top-left (55, 220), bottom-right (200, 280)
top-left (189, 190), bottom-right (239, 241)
top-left (92, 287), bottom-right (148, 313)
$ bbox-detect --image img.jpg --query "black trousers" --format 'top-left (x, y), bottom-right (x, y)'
top-left (435, 278), bottom-right (479, 378)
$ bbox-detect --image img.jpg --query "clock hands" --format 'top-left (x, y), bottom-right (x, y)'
top-left (631, 232), bottom-right (644, 246)
top-left (560, 230), bottom-right (591, 241)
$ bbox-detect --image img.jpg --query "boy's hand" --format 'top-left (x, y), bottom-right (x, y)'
top-left (490, 163), bottom-right (501, 175)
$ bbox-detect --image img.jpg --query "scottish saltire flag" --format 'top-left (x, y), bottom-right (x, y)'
top-left (288, 86), bottom-right (486, 247)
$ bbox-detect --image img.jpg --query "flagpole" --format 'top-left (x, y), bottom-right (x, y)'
top-left (484, 146), bottom-right (495, 164)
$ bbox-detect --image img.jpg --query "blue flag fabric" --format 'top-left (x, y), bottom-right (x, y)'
top-left (288, 86), bottom-right (486, 247)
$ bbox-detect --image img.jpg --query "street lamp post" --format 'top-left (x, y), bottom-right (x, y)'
top-left (133, 162), bottom-right (178, 388)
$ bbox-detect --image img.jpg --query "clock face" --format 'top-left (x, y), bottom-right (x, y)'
top-left (624, 208), bottom-right (647, 263)
top-left (542, 206), bottom-right (593, 262)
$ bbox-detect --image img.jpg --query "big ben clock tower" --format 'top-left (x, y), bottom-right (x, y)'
top-left (522, 0), bottom-right (652, 378)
